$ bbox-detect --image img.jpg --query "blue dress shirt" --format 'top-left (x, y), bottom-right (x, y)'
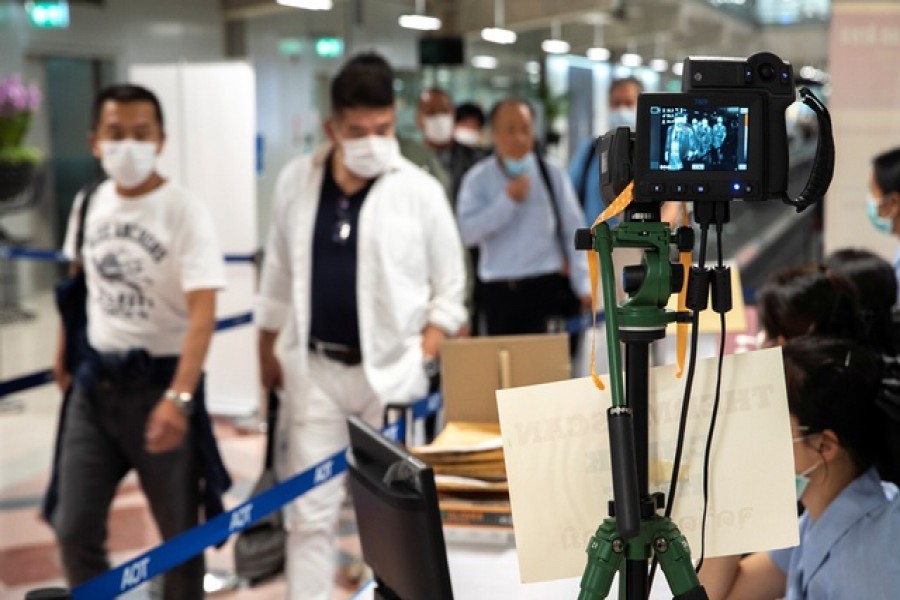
top-left (569, 138), bottom-right (604, 226)
top-left (457, 154), bottom-right (591, 297)
top-left (769, 467), bottom-right (900, 599)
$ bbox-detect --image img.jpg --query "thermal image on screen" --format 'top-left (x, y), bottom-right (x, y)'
top-left (647, 106), bottom-right (749, 172)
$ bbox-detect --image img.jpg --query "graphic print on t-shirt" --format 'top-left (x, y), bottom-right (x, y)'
top-left (87, 220), bottom-right (169, 320)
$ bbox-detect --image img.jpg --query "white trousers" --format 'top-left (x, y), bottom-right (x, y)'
top-left (276, 353), bottom-right (383, 600)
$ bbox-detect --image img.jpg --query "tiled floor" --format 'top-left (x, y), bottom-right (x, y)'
top-left (0, 292), bottom-right (365, 599)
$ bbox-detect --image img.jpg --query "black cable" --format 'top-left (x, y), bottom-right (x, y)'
top-left (664, 222), bottom-right (708, 520)
top-left (648, 220), bottom-right (710, 589)
top-left (696, 221), bottom-right (728, 573)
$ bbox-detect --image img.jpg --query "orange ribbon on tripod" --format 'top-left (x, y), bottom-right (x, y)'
top-left (586, 182), bottom-right (634, 391)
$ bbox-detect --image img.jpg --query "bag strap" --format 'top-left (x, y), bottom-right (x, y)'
top-left (534, 153), bottom-right (568, 260)
top-left (264, 390), bottom-right (280, 469)
top-left (73, 178), bottom-right (105, 262)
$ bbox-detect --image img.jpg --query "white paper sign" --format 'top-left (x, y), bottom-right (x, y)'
top-left (497, 347), bottom-right (799, 583)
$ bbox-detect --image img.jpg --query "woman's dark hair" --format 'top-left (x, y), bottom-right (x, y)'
top-left (873, 146), bottom-right (900, 195)
top-left (824, 248), bottom-right (898, 354)
top-left (330, 52), bottom-right (395, 114)
top-left (756, 265), bottom-right (863, 343)
top-left (455, 102), bottom-right (485, 128)
top-left (91, 84), bottom-right (164, 131)
top-left (783, 336), bottom-right (894, 479)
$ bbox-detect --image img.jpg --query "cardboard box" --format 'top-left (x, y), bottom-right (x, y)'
top-left (440, 334), bottom-right (571, 425)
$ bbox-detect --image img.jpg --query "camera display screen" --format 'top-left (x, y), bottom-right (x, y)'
top-left (646, 106), bottom-right (750, 172)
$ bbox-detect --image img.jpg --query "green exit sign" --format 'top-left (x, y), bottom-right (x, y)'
top-left (26, 0), bottom-right (70, 29)
top-left (315, 37), bottom-right (344, 58)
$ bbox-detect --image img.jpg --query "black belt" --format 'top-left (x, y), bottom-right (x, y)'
top-left (308, 338), bottom-right (362, 366)
top-left (484, 273), bottom-right (558, 291)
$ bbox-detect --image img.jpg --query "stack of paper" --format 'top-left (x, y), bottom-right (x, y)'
top-left (411, 422), bottom-right (512, 530)
top-left (412, 422), bottom-right (507, 485)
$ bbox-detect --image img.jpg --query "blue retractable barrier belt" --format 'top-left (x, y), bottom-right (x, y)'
top-left (0, 369), bottom-right (55, 397)
top-left (70, 394), bottom-right (433, 599)
top-left (0, 246), bottom-right (254, 264)
top-left (0, 312), bottom-right (253, 397)
top-left (72, 448), bottom-right (347, 599)
top-left (1, 311), bottom-right (604, 398)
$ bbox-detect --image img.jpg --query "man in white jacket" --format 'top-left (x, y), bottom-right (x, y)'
top-left (254, 52), bottom-right (467, 600)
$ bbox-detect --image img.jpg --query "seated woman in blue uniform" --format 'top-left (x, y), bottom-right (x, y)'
top-left (699, 335), bottom-right (900, 599)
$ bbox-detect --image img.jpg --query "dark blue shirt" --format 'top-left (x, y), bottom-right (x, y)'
top-left (309, 156), bottom-right (373, 349)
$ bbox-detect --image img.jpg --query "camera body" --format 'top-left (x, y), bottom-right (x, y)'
top-left (610, 52), bottom-right (796, 204)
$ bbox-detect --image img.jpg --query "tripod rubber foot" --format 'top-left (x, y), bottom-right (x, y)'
top-left (673, 585), bottom-right (709, 600)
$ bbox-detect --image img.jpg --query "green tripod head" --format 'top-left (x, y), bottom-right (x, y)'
top-left (585, 211), bottom-right (690, 411)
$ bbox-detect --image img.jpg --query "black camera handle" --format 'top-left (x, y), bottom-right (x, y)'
top-left (782, 87), bottom-right (834, 213)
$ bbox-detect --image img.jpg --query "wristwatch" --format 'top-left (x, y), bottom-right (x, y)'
top-left (164, 389), bottom-right (194, 416)
top-left (423, 356), bottom-right (440, 378)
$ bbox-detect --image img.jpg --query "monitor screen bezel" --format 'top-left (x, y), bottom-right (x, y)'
top-left (346, 416), bottom-right (454, 600)
top-left (633, 91), bottom-right (766, 202)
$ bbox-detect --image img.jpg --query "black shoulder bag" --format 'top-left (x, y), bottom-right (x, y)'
top-left (534, 154), bottom-right (582, 320)
top-left (43, 179), bottom-right (103, 523)
top-left (54, 179), bottom-right (103, 372)
top-left (234, 391), bottom-right (286, 584)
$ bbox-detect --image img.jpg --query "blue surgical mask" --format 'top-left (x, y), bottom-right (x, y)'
top-left (608, 107), bottom-right (637, 131)
top-left (867, 192), bottom-right (893, 234)
top-left (502, 153), bottom-right (533, 178)
top-left (794, 461), bottom-right (820, 501)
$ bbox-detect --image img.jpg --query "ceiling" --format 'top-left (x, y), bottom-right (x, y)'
top-left (221, 0), bottom-right (831, 70)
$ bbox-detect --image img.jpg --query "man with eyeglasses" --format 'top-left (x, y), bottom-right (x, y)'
top-left (254, 52), bottom-right (466, 600)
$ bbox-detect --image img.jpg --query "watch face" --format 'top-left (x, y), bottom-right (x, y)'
top-left (424, 359), bottom-right (440, 378)
top-left (166, 390), bottom-right (193, 414)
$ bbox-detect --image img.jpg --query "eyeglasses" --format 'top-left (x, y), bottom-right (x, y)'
top-left (332, 197), bottom-right (352, 244)
top-left (792, 425), bottom-right (819, 444)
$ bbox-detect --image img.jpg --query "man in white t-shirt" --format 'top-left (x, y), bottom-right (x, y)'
top-left (50, 84), bottom-right (229, 599)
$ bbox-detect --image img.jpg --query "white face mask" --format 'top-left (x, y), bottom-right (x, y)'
top-left (340, 135), bottom-right (398, 179)
top-left (608, 107), bottom-right (637, 131)
top-left (453, 127), bottom-right (482, 147)
top-left (100, 140), bottom-right (158, 189)
top-left (422, 114), bottom-right (455, 145)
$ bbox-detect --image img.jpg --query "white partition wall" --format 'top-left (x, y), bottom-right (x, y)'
top-left (825, 2), bottom-right (900, 257)
top-left (130, 62), bottom-right (259, 416)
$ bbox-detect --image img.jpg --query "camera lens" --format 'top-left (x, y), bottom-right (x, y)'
top-left (759, 63), bottom-right (775, 81)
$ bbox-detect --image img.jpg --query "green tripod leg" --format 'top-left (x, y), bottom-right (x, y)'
top-left (652, 518), bottom-right (704, 598)
top-left (578, 518), bottom-right (624, 600)
top-left (578, 515), bottom-right (704, 600)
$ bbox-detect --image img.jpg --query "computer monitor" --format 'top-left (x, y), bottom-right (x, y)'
top-left (346, 416), bottom-right (454, 600)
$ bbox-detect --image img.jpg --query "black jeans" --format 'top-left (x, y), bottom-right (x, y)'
top-left (52, 359), bottom-right (203, 600)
